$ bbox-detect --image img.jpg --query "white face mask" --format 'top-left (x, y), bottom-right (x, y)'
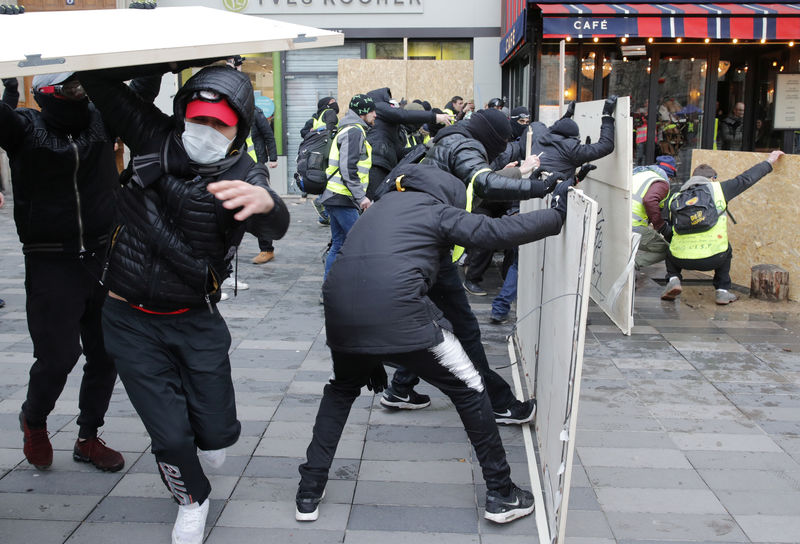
top-left (181, 121), bottom-right (235, 164)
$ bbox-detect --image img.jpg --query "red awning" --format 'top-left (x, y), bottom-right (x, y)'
top-left (538, 3), bottom-right (800, 39)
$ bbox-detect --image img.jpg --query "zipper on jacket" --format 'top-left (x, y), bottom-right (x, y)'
top-left (67, 135), bottom-right (86, 252)
top-left (100, 224), bottom-right (125, 286)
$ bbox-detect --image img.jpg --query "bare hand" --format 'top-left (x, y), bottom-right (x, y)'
top-left (0, 192), bottom-right (4, 208)
top-left (519, 154), bottom-right (541, 177)
top-left (435, 113), bottom-right (451, 125)
top-left (503, 161), bottom-right (519, 170)
top-left (767, 150), bottom-right (784, 164)
top-left (207, 179), bottom-right (274, 221)
top-left (359, 197), bottom-right (372, 211)
top-left (268, 161), bottom-right (278, 169)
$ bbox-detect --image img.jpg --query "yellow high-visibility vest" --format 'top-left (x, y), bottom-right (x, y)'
top-left (669, 181), bottom-right (728, 259)
top-left (452, 167), bottom-right (491, 262)
top-left (631, 170), bottom-right (668, 229)
top-left (325, 124), bottom-right (372, 197)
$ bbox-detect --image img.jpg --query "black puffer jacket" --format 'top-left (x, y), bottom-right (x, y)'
top-left (323, 163), bottom-right (562, 354)
top-left (366, 87), bottom-right (437, 171)
top-left (79, 64), bottom-right (289, 310)
top-left (425, 123), bottom-right (549, 201)
top-left (532, 116), bottom-right (615, 175)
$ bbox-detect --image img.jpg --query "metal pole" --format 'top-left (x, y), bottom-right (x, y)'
top-left (559, 39), bottom-right (566, 116)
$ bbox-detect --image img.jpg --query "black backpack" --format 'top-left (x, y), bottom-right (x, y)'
top-left (295, 129), bottom-right (335, 195)
top-left (667, 180), bottom-right (721, 235)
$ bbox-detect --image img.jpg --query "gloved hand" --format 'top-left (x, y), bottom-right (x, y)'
top-left (602, 95), bottom-right (618, 117)
top-left (542, 171), bottom-right (562, 194)
top-left (576, 163), bottom-right (597, 183)
top-left (0, 4), bottom-right (23, 13)
top-left (550, 176), bottom-right (575, 222)
top-left (585, 135), bottom-right (592, 145)
top-left (1, 78), bottom-right (18, 90)
top-left (365, 364), bottom-right (388, 394)
top-left (657, 222), bottom-right (673, 243)
top-left (562, 101), bottom-right (576, 119)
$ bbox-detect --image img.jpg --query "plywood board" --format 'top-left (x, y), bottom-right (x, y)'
top-left (0, 7), bottom-right (343, 78)
top-left (338, 59), bottom-right (473, 111)
top-left (516, 189), bottom-right (597, 544)
top-left (573, 97), bottom-right (635, 334)
top-left (691, 149), bottom-right (800, 301)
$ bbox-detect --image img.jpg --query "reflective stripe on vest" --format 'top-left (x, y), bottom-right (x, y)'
top-left (635, 124), bottom-right (647, 144)
top-left (631, 171), bottom-right (667, 228)
top-left (669, 181), bottom-right (728, 260)
top-left (311, 109), bottom-right (335, 132)
top-left (246, 135), bottom-right (257, 163)
top-left (452, 167), bottom-right (491, 262)
top-left (325, 124), bottom-right (372, 197)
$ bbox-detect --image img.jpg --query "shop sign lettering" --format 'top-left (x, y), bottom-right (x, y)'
top-left (573, 19), bottom-right (609, 31)
top-left (226, 0), bottom-right (425, 14)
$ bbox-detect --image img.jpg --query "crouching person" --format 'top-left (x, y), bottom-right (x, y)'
top-left (79, 63), bottom-right (290, 544)
top-left (297, 163), bottom-right (574, 524)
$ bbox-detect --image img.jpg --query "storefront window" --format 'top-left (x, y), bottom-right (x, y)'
top-left (752, 55), bottom-right (786, 151)
top-left (716, 58), bottom-right (747, 150)
top-left (538, 44), bottom-right (577, 125)
top-left (655, 55), bottom-right (706, 180)
top-left (371, 40), bottom-right (471, 61)
top-left (606, 54), bottom-right (651, 165)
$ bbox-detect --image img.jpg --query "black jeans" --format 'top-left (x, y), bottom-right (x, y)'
top-left (22, 253), bottom-right (116, 439)
top-left (465, 202), bottom-right (514, 283)
top-left (102, 298), bottom-right (240, 505)
top-left (666, 245), bottom-right (733, 290)
top-left (299, 330), bottom-right (512, 494)
top-left (257, 238), bottom-right (274, 252)
top-left (389, 259), bottom-right (517, 412)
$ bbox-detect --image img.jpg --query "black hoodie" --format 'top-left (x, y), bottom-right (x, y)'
top-left (323, 163), bottom-right (562, 354)
top-left (531, 116), bottom-right (615, 175)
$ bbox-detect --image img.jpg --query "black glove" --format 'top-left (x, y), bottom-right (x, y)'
top-left (657, 222), bottom-right (673, 243)
top-left (530, 166), bottom-right (546, 180)
top-left (576, 163), bottom-right (597, 182)
top-left (602, 95), bottom-right (618, 117)
top-left (542, 171), bottom-right (562, 194)
top-left (0, 4), bottom-right (23, 14)
top-left (562, 101), bottom-right (576, 119)
top-left (365, 364), bottom-right (388, 394)
top-left (585, 135), bottom-right (592, 145)
top-left (550, 176), bottom-right (574, 222)
top-left (1, 78), bottom-right (18, 90)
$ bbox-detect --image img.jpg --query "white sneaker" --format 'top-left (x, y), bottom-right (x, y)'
top-left (172, 498), bottom-right (209, 544)
top-left (222, 277), bottom-right (249, 290)
top-left (197, 447), bottom-right (226, 469)
top-left (220, 292), bottom-right (229, 301)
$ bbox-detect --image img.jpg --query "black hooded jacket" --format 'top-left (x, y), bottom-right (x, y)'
top-left (531, 116), bottom-right (615, 176)
top-left (323, 163), bottom-right (562, 354)
top-left (79, 64), bottom-right (289, 310)
top-left (299, 97), bottom-right (339, 139)
top-left (365, 87), bottom-right (437, 171)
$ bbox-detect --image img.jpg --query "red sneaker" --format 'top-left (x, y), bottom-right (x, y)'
top-left (73, 437), bottom-right (125, 472)
top-left (19, 411), bottom-right (52, 470)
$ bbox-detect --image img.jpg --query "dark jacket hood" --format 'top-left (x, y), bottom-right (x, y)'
top-left (367, 87), bottom-right (392, 105)
top-left (549, 118), bottom-right (580, 139)
top-left (391, 163), bottom-right (467, 209)
top-left (174, 65), bottom-right (255, 153)
top-left (317, 96), bottom-right (338, 114)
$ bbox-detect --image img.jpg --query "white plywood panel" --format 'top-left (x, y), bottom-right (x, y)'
top-left (573, 97), bottom-right (635, 335)
top-left (516, 189), bottom-right (597, 544)
top-left (0, 7), bottom-right (343, 78)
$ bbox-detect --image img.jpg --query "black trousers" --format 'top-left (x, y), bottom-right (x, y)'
top-left (366, 165), bottom-right (390, 201)
top-left (665, 245), bottom-right (733, 290)
top-left (102, 298), bottom-right (240, 505)
top-left (22, 254), bottom-right (116, 439)
top-left (390, 260), bottom-right (517, 412)
top-left (299, 330), bottom-right (512, 494)
top-left (464, 202), bottom-right (514, 283)
top-left (257, 238), bottom-right (274, 252)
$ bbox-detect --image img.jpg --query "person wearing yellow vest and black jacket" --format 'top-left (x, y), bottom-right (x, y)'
top-left (632, 155), bottom-right (676, 269)
top-left (381, 108), bottom-right (547, 425)
top-left (318, 94), bottom-right (376, 287)
top-left (300, 96), bottom-right (339, 139)
top-left (661, 150), bottom-right (784, 305)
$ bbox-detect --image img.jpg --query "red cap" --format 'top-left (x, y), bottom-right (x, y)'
top-left (186, 98), bottom-right (238, 127)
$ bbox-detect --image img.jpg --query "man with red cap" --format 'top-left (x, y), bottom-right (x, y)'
top-left (79, 62), bottom-right (290, 544)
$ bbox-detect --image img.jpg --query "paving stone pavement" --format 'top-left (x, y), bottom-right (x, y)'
top-left (1, 195), bottom-right (799, 543)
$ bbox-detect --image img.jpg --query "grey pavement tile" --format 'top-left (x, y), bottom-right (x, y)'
top-left (207, 527), bottom-right (345, 544)
top-left (606, 512), bottom-right (748, 542)
top-left (563, 509), bottom-right (615, 539)
top-left (368, 402), bottom-right (466, 427)
top-left (646, 403), bottom-right (743, 420)
top-left (230, 477), bottom-right (354, 503)
top-left (263, 420), bottom-right (366, 442)
top-left (734, 514), bottom-right (800, 542)
top-left (217, 499), bottom-right (350, 531)
top-left (576, 430), bottom-right (676, 449)
top-left (88, 496), bottom-right (225, 523)
top-left (347, 504), bottom-right (477, 533)
top-left (109, 472), bottom-right (237, 499)
top-left (577, 414), bottom-right (664, 432)
top-left (658, 417), bottom-right (761, 435)
top-left (366, 424), bottom-right (468, 443)
top-left (353, 480), bottom-right (475, 508)
top-left (567, 486), bottom-right (601, 511)
top-left (716, 490), bottom-right (800, 516)
top-left (595, 487), bottom-right (726, 514)
top-left (668, 432), bottom-right (782, 452)
top-left (64, 521), bottom-right (175, 543)
top-left (578, 447), bottom-right (693, 469)
top-left (0, 467), bottom-right (124, 495)
top-left (346, 530), bottom-right (478, 543)
top-left (584, 466), bottom-right (708, 489)
top-left (357, 459), bottom-right (474, 484)
top-left (686, 450), bottom-right (800, 471)
top-left (0, 448), bottom-right (23, 470)
top-left (361, 440), bottom-right (471, 462)
top-left (0, 519), bottom-right (78, 544)
top-left (0, 492), bottom-right (101, 520)
top-left (742, 406), bottom-right (800, 421)
top-left (244, 456), bottom-right (359, 480)
top-left (698, 468), bottom-right (800, 492)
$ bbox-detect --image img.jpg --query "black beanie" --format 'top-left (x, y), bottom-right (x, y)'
top-left (349, 94), bottom-right (375, 116)
top-left (550, 118), bottom-right (580, 138)
top-left (467, 109), bottom-right (512, 162)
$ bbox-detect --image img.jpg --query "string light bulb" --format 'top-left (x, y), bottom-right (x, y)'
top-left (566, 36), bottom-right (572, 42)
top-left (704, 38), bottom-right (710, 43)
top-left (760, 38), bottom-right (766, 43)
top-left (593, 37), bottom-right (599, 42)
top-left (732, 38), bottom-right (738, 44)
top-left (648, 37), bottom-right (654, 43)
top-left (790, 41), bottom-right (795, 47)
top-left (676, 37), bottom-right (682, 43)
top-left (621, 37), bottom-right (627, 43)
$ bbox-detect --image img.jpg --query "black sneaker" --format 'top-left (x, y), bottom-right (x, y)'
top-left (380, 386), bottom-right (431, 410)
top-left (463, 280), bottom-right (488, 296)
top-left (295, 488), bottom-right (325, 521)
top-left (490, 313), bottom-right (509, 324)
top-left (485, 484), bottom-right (535, 523)
top-left (494, 399), bottom-right (536, 425)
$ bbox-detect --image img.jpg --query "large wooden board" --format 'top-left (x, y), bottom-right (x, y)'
top-left (574, 97), bottom-right (635, 334)
top-left (0, 7), bottom-right (343, 78)
top-left (691, 149), bottom-right (800, 301)
top-left (516, 189), bottom-right (597, 544)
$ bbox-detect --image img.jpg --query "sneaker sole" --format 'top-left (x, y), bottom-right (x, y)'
top-left (380, 397), bottom-right (431, 410)
top-left (495, 405), bottom-right (536, 425)
top-left (660, 286), bottom-right (682, 301)
top-left (296, 488), bottom-right (325, 521)
top-left (464, 287), bottom-right (488, 296)
top-left (484, 503), bottom-right (535, 524)
top-left (72, 452), bottom-right (124, 472)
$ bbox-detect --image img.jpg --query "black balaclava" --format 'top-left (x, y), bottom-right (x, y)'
top-left (467, 109), bottom-right (512, 162)
top-left (318, 96), bottom-right (338, 114)
top-left (509, 106), bottom-right (530, 139)
top-left (33, 77), bottom-right (90, 134)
